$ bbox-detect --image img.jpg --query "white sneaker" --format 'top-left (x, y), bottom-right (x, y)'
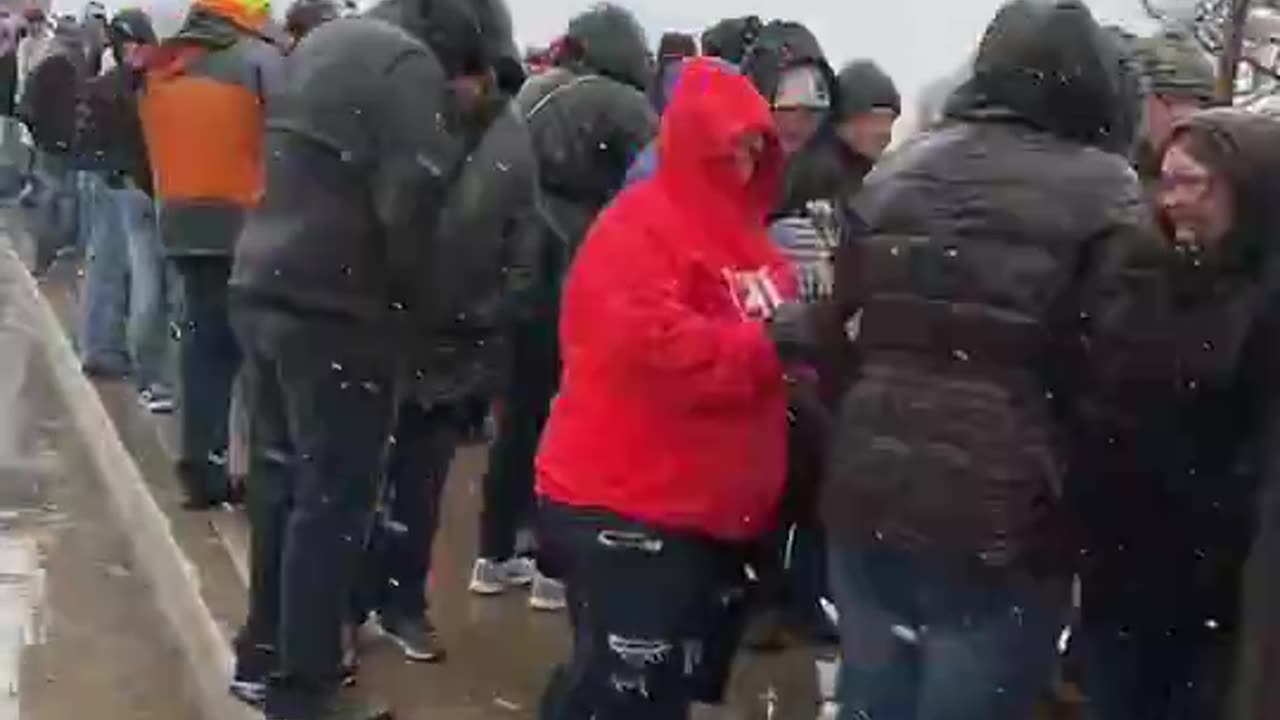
top-left (529, 572), bottom-right (567, 612)
top-left (469, 557), bottom-right (538, 595)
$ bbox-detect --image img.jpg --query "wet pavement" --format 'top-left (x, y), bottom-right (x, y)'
top-left (0, 225), bottom-right (202, 719)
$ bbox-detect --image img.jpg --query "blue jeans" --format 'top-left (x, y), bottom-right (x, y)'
top-left (78, 173), bottom-right (170, 386)
top-left (826, 543), bottom-right (1067, 720)
top-left (30, 151), bottom-right (77, 272)
top-left (78, 171), bottom-right (129, 372)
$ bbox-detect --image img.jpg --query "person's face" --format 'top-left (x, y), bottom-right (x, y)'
top-left (772, 107), bottom-right (822, 156)
top-left (1158, 138), bottom-right (1235, 249)
top-left (1145, 93), bottom-right (1204, 152)
top-left (836, 108), bottom-right (898, 161)
top-left (728, 131), bottom-right (766, 185)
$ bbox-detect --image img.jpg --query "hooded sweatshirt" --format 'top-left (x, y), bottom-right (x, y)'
top-left (536, 58), bottom-right (794, 541)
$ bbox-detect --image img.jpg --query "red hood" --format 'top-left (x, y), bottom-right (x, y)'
top-left (657, 57), bottom-right (781, 229)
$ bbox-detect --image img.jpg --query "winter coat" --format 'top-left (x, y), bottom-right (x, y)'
top-left (139, 5), bottom-right (282, 257)
top-left (515, 64), bottom-right (656, 262)
top-left (818, 0), bottom-right (1146, 575)
top-left (1073, 124), bottom-right (1280, 651)
top-left (18, 25), bottom-right (86, 154)
top-left (72, 10), bottom-right (155, 191)
top-left (231, 0), bottom-right (511, 343)
top-left (1162, 111), bottom-right (1280, 720)
top-left (536, 58), bottom-right (794, 542)
top-left (406, 93), bottom-right (539, 409)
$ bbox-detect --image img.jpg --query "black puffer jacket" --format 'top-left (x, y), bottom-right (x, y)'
top-left (514, 4), bottom-right (656, 264)
top-left (819, 0), bottom-right (1146, 575)
top-left (231, 0), bottom-right (516, 340)
top-left (407, 93), bottom-right (539, 408)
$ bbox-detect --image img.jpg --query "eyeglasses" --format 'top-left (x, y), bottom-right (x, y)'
top-left (1157, 170), bottom-right (1213, 201)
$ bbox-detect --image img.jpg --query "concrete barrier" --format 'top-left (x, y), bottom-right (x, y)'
top-left (0, 234), bottom-right (254, 720)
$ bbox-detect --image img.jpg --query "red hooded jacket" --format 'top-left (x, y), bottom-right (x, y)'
top-left (536, 58), bottom-right (794, 541)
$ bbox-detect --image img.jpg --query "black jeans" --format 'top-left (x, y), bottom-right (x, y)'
top-left (173, 256), bottom-right (240, 503)
top-left (537, 501), bottom-right (750, 720)
top-left (479, 316), bottom-right (558, 560)
top-left (230, 304), bottom-right (397, 709)
top-left (356, 401), bottom-right (460, 622)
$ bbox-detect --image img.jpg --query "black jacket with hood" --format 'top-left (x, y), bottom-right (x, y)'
top-left (818, 0), bottom-right (1147, 576)
top-left (231, 0), bottom-right (519, 348)
top-left (1133, 112), bottom-right (1280, 720)
top-left (1072, 111), bottom-right (1280, 651)
top-left (513, 3), bottom-right (657, 271)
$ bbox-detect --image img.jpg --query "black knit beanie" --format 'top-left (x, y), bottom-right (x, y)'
top-left (835, 59), bottom-right (901, 119)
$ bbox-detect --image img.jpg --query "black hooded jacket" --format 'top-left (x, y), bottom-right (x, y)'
top-left (231, 0), bottom-right (517, 345)
top-left (513, 4), bottom-right (657, 268)
top-left (1122, 113), bottom-right (1280, 720)
top-left (818, 0), bottom-right (1146, 575)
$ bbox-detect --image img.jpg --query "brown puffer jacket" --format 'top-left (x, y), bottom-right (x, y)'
top-left (818, 0), bottom-right (1146, 575)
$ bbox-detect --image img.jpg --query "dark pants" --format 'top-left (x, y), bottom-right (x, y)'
top-left (479, 316), bottom-right (558, 560)
top-left (537, 501), bottom-right (750, 720)
top-left (356, 402), bottom-right (460, 622)
top-left (1077, 560), bottom-right (1239, 720)
top-left (826, 543), bottom-right (1067, 720)
top-left (173, 256), bottom-right (240, 503)
top-left (751, 521), bottom-right (830, 628)
top-left (231, 304), bottom-right (397, 711)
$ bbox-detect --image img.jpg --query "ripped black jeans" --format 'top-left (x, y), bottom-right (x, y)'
top-left (537, 501), bottom-right (751, 720)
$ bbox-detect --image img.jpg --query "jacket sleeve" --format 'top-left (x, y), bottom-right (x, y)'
top-left (568, 215), bottom-right (785, 409)
top-left (372, 48), bottom-right (463, 329)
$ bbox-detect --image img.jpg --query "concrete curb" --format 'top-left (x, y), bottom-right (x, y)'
top-left (0, 241), bottom-right (255, 720)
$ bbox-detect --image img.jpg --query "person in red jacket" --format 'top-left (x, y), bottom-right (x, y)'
top-left (535, 57), bottom-right (814, 719)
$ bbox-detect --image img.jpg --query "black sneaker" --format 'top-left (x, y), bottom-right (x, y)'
top-left (266, 691), bottom-right (392, 720)
top-left (378, 614), bottom-right (446, 663)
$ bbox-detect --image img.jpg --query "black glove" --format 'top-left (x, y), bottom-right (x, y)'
top-left (766, 301), bottom-right (818, 363)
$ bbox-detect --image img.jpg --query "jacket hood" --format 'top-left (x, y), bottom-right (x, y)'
top-left (1170, 110), bottom-right (1280, 273)
top-left (948, 0), bottom-right (1127, 148)
top-left (172, 6), bottom-right (261, 49)
top-left (366, 0), bottom-right (517, 78)
top-left (741, 20), bottom-right (831, 106)
top-left (656, 57), bottom-right (782, 229)
top-left (700, 15), bottom-right (761, 65)
top-left (564, 3), bottom-right (652, 91)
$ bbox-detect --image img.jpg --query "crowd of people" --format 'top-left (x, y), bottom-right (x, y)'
top-left (6, 0), bottom-right (1280, 718)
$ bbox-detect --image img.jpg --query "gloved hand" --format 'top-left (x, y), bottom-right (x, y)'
top-left (766, 301), bottom-right (818, 363)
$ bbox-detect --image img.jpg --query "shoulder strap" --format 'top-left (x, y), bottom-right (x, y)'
top-left (523, 73), bottom-right (602, 122)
